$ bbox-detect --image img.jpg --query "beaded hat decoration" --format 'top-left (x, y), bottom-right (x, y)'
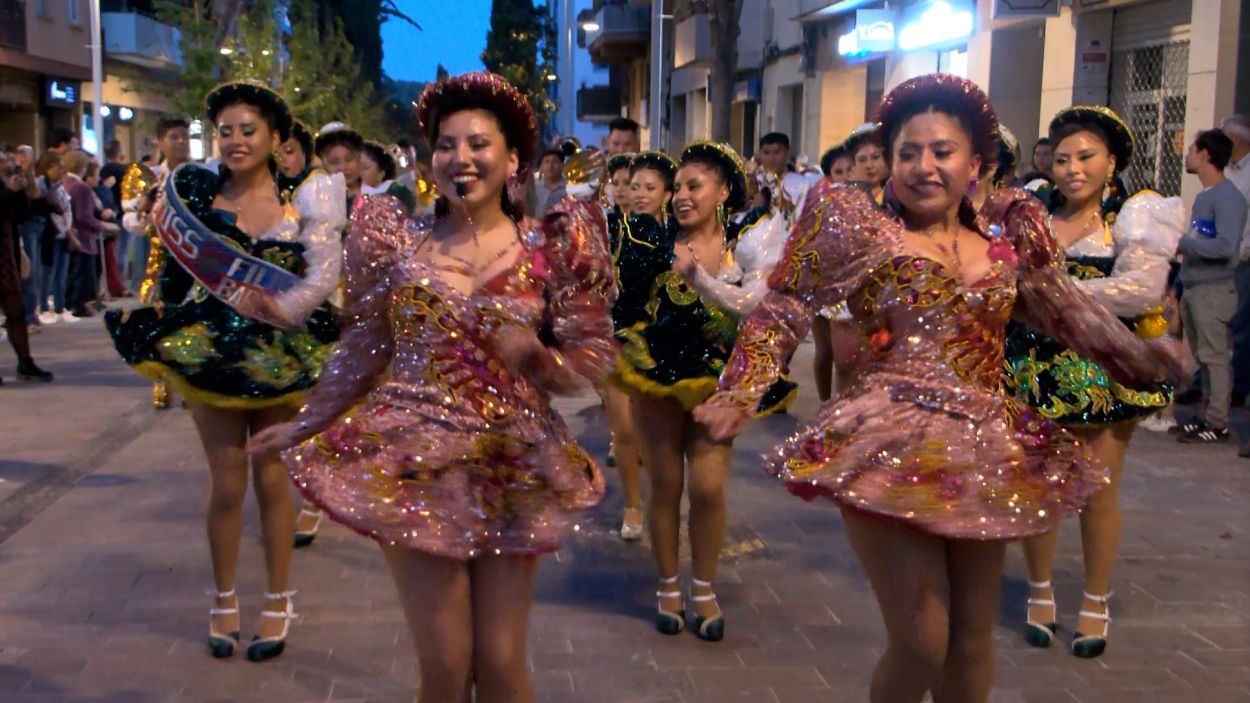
top-left (606, 152), bottom-right (635, 176)
top-left (842, 122), bottom-right (882, 157)
top-left (314, 121), bottom-right (365, 158)
top-left (875, 73), bottom-right (999, 176)
top-left (415, 71), bottom-right (539, 168)
top-left (680, 140), bottom-right (750, 211)
top-left (1049, 105), bottom-right (1135, 173)
top-left (204, 79), bottom-right (294, 141)
top-left (631, 150), bottom-right (678, 183)
top-left (995, 125), bottom-right (1021, 184)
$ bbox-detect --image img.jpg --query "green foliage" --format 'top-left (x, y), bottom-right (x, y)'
top-left (146, 0), bottom-right (390, 140)
top-left (481, 0), bottom-right (557, 136)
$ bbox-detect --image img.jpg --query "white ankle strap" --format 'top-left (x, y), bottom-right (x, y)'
top-left (659, 575), bottom-right (679, 584)
top-left (298, 508), bottom-right (322, 518)
top-left (264, 590), bottom-right (298, 600)
top-left (1083, 591), bottom-right (1112, 602)
top-left (1027, 597), bottom-right (1055, 606)
top-left (691, 578), bottom-right (713, 588)
top-left (206, 588), bottom-right (236, 598)
top-left (1078, 610), bottom-right (1111, 622)
top-left (1028, 580), bottom-right (1052, 589)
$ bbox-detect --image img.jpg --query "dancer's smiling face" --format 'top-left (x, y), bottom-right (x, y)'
top-left (889, 110), bottom-right (981, 221)
top-left (672, 161), bottom-right (729, 230)
top-left (432, 108), bottom-right (518, 212)
top-left (1052, 129), bottom-right (1115, 206)
top-left (215, 103), bottom-right (280, 174)
top-left (322, 144), bottom-right (361, 189)
top-left (630, 167), bottom-right (672, 220)
top-left (277, 137), bottom-right (306, 178)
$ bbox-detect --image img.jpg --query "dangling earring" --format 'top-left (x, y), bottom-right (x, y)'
top-left (1102, 170), bottom-right (1114, 202)
top-left (716, 201), bottom-right (726, 227)
top-left (968, 178), bottom-right (978, 195)
top-left (660, 200), bottom-right (669, 223)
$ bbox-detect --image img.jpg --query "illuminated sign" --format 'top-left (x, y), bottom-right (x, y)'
top-left (45, 79), bottom-right (79, 108)
top-left (898, 1), bottom-right (974, 50)
top-left (837, 10), bottom-right (897, 57)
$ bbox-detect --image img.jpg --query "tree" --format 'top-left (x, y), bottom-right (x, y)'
top-left (707, 0), bottom-right (743, 143)
top-left (481, 0), bottom-right (557, 137)
top-left (314, 0), bottom-right (421, 86)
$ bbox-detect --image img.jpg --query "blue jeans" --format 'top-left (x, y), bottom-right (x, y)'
top-left (19, 218), bottom-right (44, 322)
top-left (41, 239), bottom-right (71, 313)
top-left (129, 231), bottom-right (150, 293)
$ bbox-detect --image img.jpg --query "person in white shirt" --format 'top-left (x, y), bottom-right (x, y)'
top-left (755, 132), bottom-right (819, 228)
top-left (1220, 114), bottom-right (1250, 424)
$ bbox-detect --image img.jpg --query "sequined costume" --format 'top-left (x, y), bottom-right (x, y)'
top-left (613, 212), bottom-right (796, 413)
top-left (361, 180), bottom-right (418, 214)
top-left (105, 165), bottom-right (345, 408)
top-left (1004, 190), bottom-right (1183, 425)
top-left (281, 196), bottom-right (615, 558)
top-left (701, 183), bottom-right (1178, 539)
top-left (687, 209), bottom-right (789, 316)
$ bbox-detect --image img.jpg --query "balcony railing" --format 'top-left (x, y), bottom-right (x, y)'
top-left (577, 84), bottom-right (624, 124)
top-left (673, 11), bottom-right (711, 68)
top-left (0, 0), bottom-right (26, 52)
top-left (102, 11), bottom-right (183, 69)
top-left (586, 4), bottom-right (650, 65)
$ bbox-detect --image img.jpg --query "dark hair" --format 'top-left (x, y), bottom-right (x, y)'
top-left (1049, 121), bottom-right (1112, 155)
top-left (539, 148), bottom-right (564, 165)
top-left (104, 139), bottom-right (123, 160)
top-left (35, 153), bottom-right (61, 177)
top-left (140, 154), bottom-right (153, 164)
top-left (156, 117), bottom-right (190, 138)
top-left (756, 185), bottom-right (772, 210)
top-left (1034, 137), bottom-right (1051, 149)
top-left (213, 97), bottom-right (282, 137)
top-left (608, 160), bottom-right (631, 178)
top-left (608, 117), bottom-right (640, 135)
top-left (820, 145), bottom-right (847, 177)
top-left (48, 128), bottom-right (75, 149)
top-left (396, 138), bottom-right (412, 150)
top-left (362, 141), bottom-right (397, 181)
top-left (630, 160), bottom-right (675, 191)
top-left (430, 95), bottom-right (527, 221)
top-left (760, 132), bottom-right (790, 150)
top-left (1194, 129), bottom-right (1234, 170)
top-left (680, 152), bottom-right (730, 187)
top-left (288, 121), bottom-right (313, 165)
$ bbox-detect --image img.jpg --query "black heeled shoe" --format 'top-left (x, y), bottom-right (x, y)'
top-left (246, 591), bottom-right (297, 662)
top-left (690, 578), bottom-right (724, 642)
top-left (1072, 591), bottom-right (1111, 659)
top-left (293, 508), bottom-right (322, 548)
top-left (1024, 579), bottom-right (1057, 648)
top-left (655, 576), bottom-right (685, 635)
top-left (208, 589), bottom-right (240, 659)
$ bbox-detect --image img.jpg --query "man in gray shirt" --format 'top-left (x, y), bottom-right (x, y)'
top-left (1177, 129), bottom-right (1249, 443)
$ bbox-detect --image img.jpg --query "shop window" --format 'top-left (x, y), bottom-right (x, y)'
top-left (67, 0), bottom-right (81, 26)
top-left (1109, 41), bottom-right (1188, 197)
top-left (36, 0), bottom-right (51, 19)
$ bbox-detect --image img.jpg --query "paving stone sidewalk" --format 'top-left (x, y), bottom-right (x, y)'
top-left (0, 319), bottom-right (1247, 702)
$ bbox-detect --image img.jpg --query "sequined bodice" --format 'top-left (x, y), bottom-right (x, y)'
top-left (848, 256), bottom-right (1017, 390)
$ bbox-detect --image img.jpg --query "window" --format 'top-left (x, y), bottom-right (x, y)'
top-left (36, 0), bottom-right (51, 19)
top-left (67, 0), bottom-right (80, 26)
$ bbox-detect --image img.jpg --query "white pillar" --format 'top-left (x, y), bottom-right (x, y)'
top-left (89, 0), bottom-right (104, 163)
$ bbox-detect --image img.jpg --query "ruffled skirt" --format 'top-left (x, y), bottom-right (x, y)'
top-left (768, 373), bottom-right (1107, 539)
top-left (284, 392), bottom-right (605, 559)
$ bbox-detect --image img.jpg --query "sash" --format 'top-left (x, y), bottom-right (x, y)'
top-left (155, 164), bottom-right (300, 326)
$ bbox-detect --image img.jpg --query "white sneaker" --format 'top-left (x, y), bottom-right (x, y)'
top-left (59, 310), bottom-right (80, 323)
top-left (1138, 413), bottom-right (1176, 433)
top-left (38, 311), bottom-right (59, 325)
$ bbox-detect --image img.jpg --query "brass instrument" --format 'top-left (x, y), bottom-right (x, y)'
top-left (559, 136), bottom-right (606, 186)
top-left (121, 162), bottom-right (158, 203)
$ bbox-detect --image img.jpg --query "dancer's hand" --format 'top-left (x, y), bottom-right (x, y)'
top-left (248, 422), bottom-right (303, 457)
top-left (693, 401), bottom-right (751, 441)
top-left (235, 294), bottom-right (296, 329)
top-left (672, 256), bottom-right (698, 280)
top-left (493, 324), bottom-right (545, 376)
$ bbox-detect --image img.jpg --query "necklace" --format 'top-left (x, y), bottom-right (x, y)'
top-left (932, 231), bottom-right (964, 280)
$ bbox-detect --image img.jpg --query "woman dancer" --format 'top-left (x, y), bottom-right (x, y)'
top-left (360, 141), bottom-right (418, 213)
top-left (277, 120), bottom-right (313, 182)
top-left (249, 72), bottom-right (614, 703)
top-left (106, 81), bottom-right (345, 661)
top-left (602, 152), bottom-right (635, 214)
top-left (315, 122), bottom-right (365, 207)
top-left (845, 122), bottom-right (889, 203)
top-left (615, 141), bottom-right (794, 641)
top-left (694, 74), bottom-right (1183, 701)
top-left (1005, 106), bottom-right (1184, 658)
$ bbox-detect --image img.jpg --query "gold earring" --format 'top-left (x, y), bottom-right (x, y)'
top-left (716, 201), bottom-right (726, 225)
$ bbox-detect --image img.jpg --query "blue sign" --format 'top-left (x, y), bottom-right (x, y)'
top-left (837, 10), bottom-right (897, 57)
top-left (45, 79), bottom-right (78, 108)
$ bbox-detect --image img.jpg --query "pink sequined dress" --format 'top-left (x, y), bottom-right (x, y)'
top-left (702, 183), bottom-right (1178, 539)
top-left (282, 196), bottom-right (616, 559)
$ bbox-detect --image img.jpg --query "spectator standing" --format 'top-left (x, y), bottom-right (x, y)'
top-left (0, 160), bottom-right (53, 382)
top-left (89, 161), bottom-right (126, 297)
top-left (1177, 129), bottom-right (1248, 444)
top-left (61, 151), bottom-right (105, 318)
top-left (100, 140), bottom-right (131, 282)
top-left (526, 148), bottom-right (566, 217)
top-left (605, 117), bottom-right (641, 156)
top-left (1018, 137), bottom-right (1054, 187)
top-left (14, 146), bottom-right (47, 326)
top-left (36, 154), bottom-right (72, 322)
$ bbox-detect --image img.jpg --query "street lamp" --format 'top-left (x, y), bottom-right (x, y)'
top-left (219, 46), bottom-right (234, 55)
top-left (580, 20), bottom-right (600, 32)
top-left (546, 73), bottom-right (558, 82)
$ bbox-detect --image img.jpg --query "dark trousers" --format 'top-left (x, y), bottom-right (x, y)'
top-left (1234, 264), bottom-right (1250, 398)
top-left (66, 250), bottom-right (98, 312)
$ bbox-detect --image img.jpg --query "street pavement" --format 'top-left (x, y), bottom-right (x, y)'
top-left (1, 316), bottom-right (1248, 703)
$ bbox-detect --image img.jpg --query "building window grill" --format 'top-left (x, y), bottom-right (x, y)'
top-left (1109, 40), bottom-right (1189, 197)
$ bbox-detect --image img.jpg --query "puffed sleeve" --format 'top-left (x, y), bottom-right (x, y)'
top-left (534, 198), bottom-right (620, 388)
top-left (1075, 192), bottom-right (1184, 318)
top-left (272, 171), bottom-right (347, 323)
top-left (706, 181), bottom-right (892, 411)
top-left (289, 196), bottom-right (401, 441)
top-left (985, 188), bottom-right (1187, 387)
top-left (688, 210), bottom-right (788, 316)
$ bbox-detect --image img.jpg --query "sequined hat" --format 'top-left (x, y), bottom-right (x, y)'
top-left (1048, 105), bottom-right (1135, 173)
top-left (204, 80), bottom-right (294, 140)
top-left (606, 152), bottom-right (635, 176)
top-left (288, 120), bottom-right (314, 160)
top-left (314, 121), bottom-right (365, 158)
top-left (841, 122), bottom-right (881, 157)
top-left (680, 140), bottom-right (749, 211)
top-left (995, 125), bottom-right (1021, 183)
top-left (875, 73), bottom-right (999, 176)
top-left (631, 150), bottom-right (678, 183)
top-left (415, 71), bottom-right (539, 168)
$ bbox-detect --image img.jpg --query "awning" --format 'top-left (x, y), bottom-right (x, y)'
top-left (792, 0), bottom-right (882, 23)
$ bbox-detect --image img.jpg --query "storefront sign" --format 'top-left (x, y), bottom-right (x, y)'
top-left (837, 10), bottom-right (897, 57)
top-left (898, 1), bottom-right (974, 51)
top-left (45, 79), bottom-right (79, 108)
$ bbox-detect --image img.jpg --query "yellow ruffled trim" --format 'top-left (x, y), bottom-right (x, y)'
top-left (612, 356), bottom-right (797, 417)
top-left (130, 361), bottom-right (304, 410)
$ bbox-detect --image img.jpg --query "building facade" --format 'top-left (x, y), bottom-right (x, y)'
top-left (0, 0), bottom-right (93, 149)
